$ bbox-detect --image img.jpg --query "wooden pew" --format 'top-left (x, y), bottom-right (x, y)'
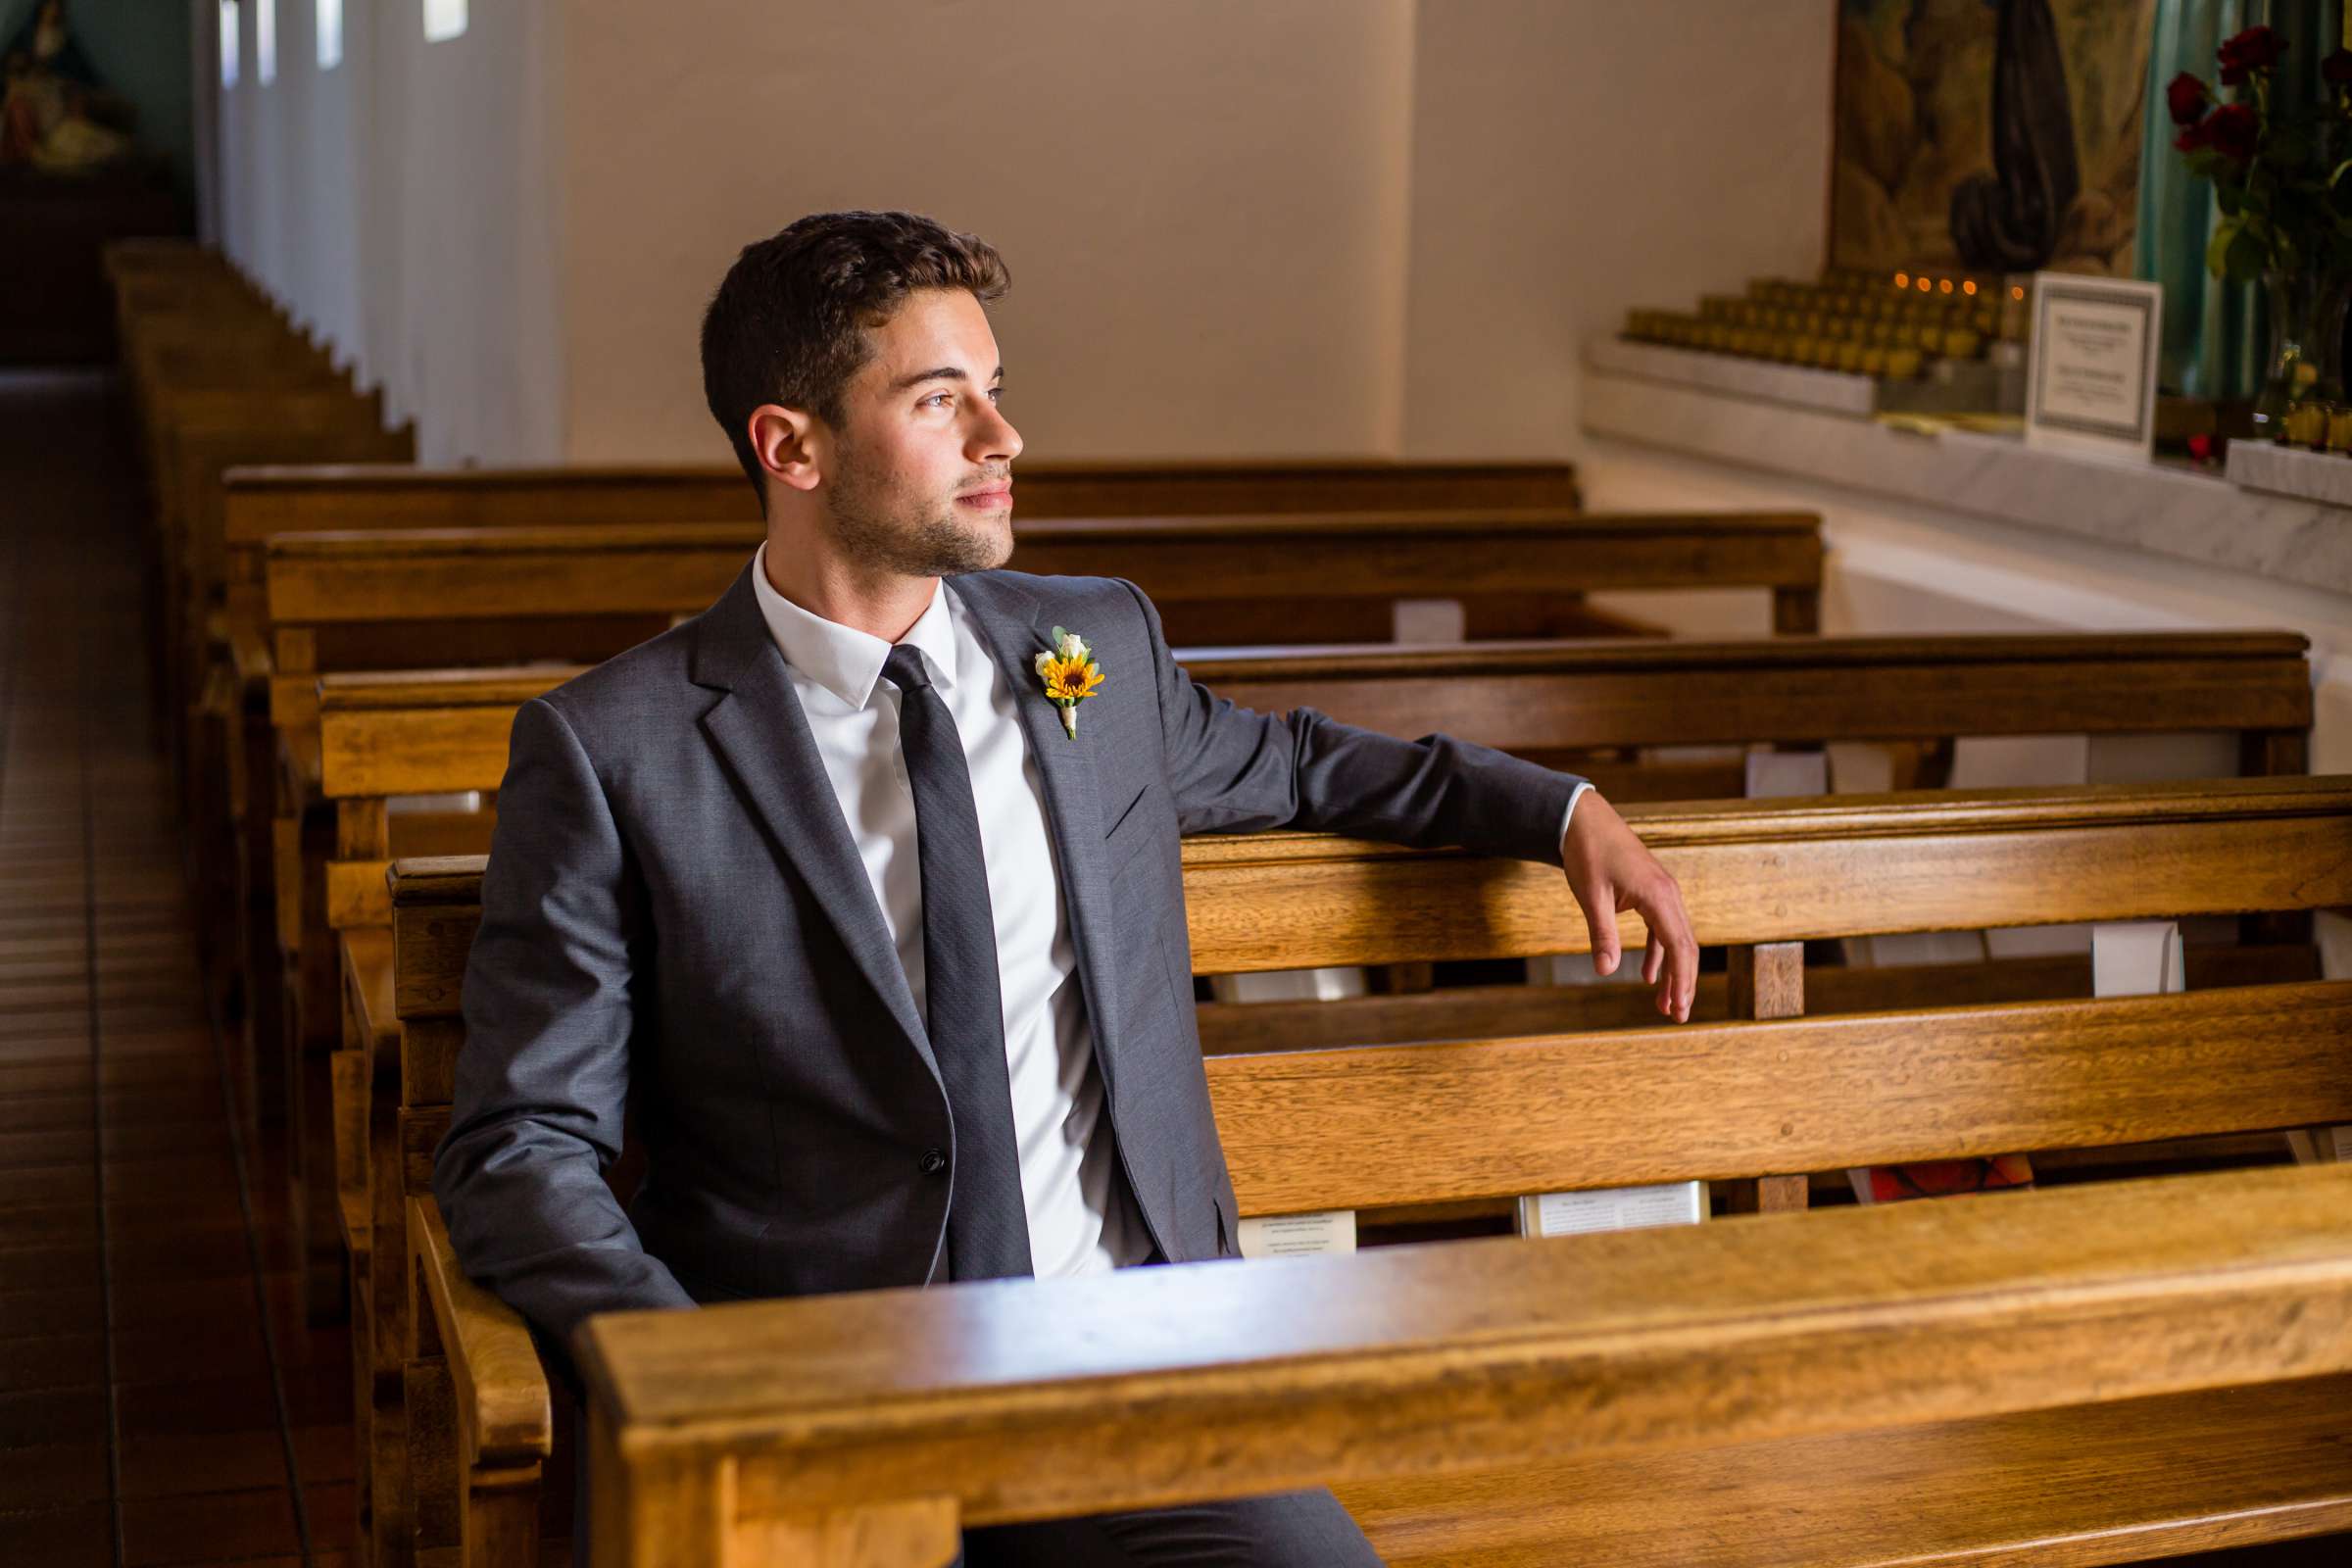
top-left (220, 454), bottom-right (1582, 529)
top-left (209, 458), bottom-right (1590, 1097)
top-left (264, 509), bottom-right (1822, 1133)
top-left (207, 463), bottom-right (1597, 1168)
top-left (271, 515), bottom-right (1824, 1562)
top-left (319, 628), bottom-right (2315, 1311)
top-left (263, 510), bottom-right (1822, 737)
top-left (566, 1164), bottom-right (2352, 1568)
top-left (391, 775), bottom-right (2352, 1567)
top-left (215, 458), bottom-right (1592, 687)
top-left (107, 258), bottom-right (413, 1054)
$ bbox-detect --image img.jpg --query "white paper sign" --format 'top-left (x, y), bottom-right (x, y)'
top-left (2090, 920), bottom-right (2184, 998)
top-left (2025, 273), bottom-right (2162, 463)
top-left (1516, 1182), bottom-right (1704, 1237)
top-left (1238, 1209), bottom-right (1356, 1259)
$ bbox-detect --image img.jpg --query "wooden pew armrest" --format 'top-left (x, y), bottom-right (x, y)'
top-left (409, 1196), bottom-right (552, 1470)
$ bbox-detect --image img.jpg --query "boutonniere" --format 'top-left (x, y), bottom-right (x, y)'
top-left (1033, 626), bottom-right (1104, 739)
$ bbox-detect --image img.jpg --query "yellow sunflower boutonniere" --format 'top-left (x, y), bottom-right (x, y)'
top-left (1033, 625), bottom-right (1104, 739)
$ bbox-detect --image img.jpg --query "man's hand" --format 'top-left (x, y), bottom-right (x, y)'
top-left (1561, 791), bottom-right (1697, 1022)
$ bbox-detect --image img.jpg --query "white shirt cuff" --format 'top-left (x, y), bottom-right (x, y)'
top-left (1558, 780), bottom-right (1593, 853)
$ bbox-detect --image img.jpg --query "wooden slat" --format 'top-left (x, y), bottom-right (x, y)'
top-left (1207, 983), bottom-right (2352, 1215)
top-left (267, 523), bottom-right (756, 622)
top-left (391, 981), bottom-right (2352, 1222)
top-left (388, 777), bottom-right (2352, 1015)
top-left (313, 630), bottom-right (2310, 801)
top-left (1190, 632), bottom-right (2312, 747)
top-left (1341, 1375), bottom-right (2352, 1568)
top-left (221, 458), bottom-right (1582, 543)
top-left (578, 1163), bottom-right (2352, 1537)
top-left (263, 509), bottom-right (1813, 625)
top-left (1192, 943), bottom-right (2322, 1054)
top-left (225, 466), bottom-right (764, 543)
top-left (1179, 776), bottom-right (2352, 973)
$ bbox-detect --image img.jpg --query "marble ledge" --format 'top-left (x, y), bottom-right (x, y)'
top-left (1582, 367), bottom-right (2352, 600)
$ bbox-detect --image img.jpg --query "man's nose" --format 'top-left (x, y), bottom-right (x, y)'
top-left (971, 403), bottom-right (1021, 465)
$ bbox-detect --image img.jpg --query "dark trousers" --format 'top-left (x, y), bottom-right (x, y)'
top-left (961, 1489), bottom-right (1385, 1567)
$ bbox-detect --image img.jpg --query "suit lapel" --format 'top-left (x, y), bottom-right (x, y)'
top-left (953, 573), bottom-right (1126, 1060)
top-left (691, 567), bottom-right (938, 1086)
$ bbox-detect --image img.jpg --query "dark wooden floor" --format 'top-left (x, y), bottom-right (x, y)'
top-left (0, 370), bottom-right (353, 1566)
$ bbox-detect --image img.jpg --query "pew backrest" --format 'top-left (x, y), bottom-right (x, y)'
top-left (570, 1161), bottom-right (2352, 1564)
top-left (315, 632), bottom-right (2312, 931)
top-left (388, 777), bottom-right (2352, 1209)
top-left (264, 510), bottom-right (1827, 729)
top-left (223, 456), bottom-right (1581, 535)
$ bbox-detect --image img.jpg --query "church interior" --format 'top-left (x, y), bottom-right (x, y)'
top-left (7, 1), bottom-right (2352, 1564)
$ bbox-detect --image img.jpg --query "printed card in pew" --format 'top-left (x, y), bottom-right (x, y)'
top-left (2023, 273), bottom-right (2162, 465)
top-left (1515, 1182), bottom-right (1705, 1237)
top-left (1238, 1210), bottom-right (1357, 1259)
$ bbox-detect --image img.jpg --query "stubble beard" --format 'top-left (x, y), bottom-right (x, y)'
top-left (827, 437), bottom-right (1011, 579)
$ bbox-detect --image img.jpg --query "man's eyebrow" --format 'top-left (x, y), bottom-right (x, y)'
top-left (889, 365), bottom-right (1005, 392)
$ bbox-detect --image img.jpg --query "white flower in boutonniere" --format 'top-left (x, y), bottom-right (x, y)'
top-left (1033, 625), bottom-right (1104, 739)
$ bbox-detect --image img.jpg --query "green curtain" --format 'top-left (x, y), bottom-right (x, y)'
top-left (2137, 0), bottom-right (2342, 397)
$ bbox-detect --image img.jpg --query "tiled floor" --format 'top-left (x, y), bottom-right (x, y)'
top-left (0, 370), bottom-right (352, 1567)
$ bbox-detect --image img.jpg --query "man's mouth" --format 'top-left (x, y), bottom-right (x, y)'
top-left (956, 482), bottom-right (1013, 512)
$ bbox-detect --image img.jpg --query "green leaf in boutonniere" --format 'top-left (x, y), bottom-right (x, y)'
top-left (1032, 625), bottom-right (1104, 739)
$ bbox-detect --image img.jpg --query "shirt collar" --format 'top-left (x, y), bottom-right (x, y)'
top-left (750, 544), bottom-right (961, 710)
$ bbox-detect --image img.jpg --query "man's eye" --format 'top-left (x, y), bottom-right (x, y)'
top-left (987, 387), bottom-right (1004, 404)
top-left (920, 393), bottom-right (952, 410)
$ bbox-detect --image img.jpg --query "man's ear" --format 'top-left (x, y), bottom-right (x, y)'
top-left (749, 404), bottom-right (823, 495)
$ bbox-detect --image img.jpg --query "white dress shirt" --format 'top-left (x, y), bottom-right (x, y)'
top-left (751, 546), bottom-right (1151, 1278)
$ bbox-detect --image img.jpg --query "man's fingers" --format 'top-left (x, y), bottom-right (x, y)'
top-left (1580, 879), bottom-right (1621, 976)
top-left (1672, 934), bottom-right (1699, 1022)
top-left (1633, 878), bottom-right (1698, 1023)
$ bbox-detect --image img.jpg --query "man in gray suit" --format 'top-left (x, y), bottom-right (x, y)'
top-left (436, 210), bottom-right (1698, 1566)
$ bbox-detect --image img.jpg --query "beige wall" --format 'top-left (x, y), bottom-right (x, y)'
top-left (212, 2), bottom-right (1835, 466)
top-left (1401, 2), bottom-right (1835, 457)
top-left (556, 0), bottom-right (1421, 465)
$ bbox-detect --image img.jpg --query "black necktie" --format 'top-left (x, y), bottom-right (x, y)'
top-left (883, 644), bottom-right (1034, 1281)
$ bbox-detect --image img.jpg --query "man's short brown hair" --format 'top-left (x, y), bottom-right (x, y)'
top-left (699, 211), bottom-right (1010, 495)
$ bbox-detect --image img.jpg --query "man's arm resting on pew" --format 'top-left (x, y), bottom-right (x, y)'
top-left (431, 697), bottom-right (692, 1362)
top-left (1123, 578), bottom-right (1696, 1019)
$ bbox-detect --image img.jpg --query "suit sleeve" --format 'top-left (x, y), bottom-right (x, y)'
top-left (1121, 581), bottom-right (1585, 863)
top-left (432, 698), bottom-right (693, 1359)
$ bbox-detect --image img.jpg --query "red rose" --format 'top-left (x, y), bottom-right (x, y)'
top-left (2204, 101), bottom-right (2260, 162)
top-left (2326, 49), bottom-right (2352, 85)
top-left (2218, 24), bottom-right (2286, 84)
top-left (2174, 116), bottom-right (2211, 154)
top-left (2167, 72), bottom-right (2210, 124)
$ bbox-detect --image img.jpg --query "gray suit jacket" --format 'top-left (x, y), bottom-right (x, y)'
top-left (435, 565), bottom-right (1584, 1357)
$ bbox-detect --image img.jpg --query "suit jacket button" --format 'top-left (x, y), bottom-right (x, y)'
top-left (920, 1148), bottom-right (949, 1177)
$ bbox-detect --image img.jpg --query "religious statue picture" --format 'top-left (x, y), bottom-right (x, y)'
top-left (1834, 0), bottom-right (2159, 277)
top-left (2, 0), bottom-right (140, 173)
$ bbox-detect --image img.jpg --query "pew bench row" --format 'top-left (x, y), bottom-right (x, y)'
top-left (381, 774), bottom-right (2352, 1567)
